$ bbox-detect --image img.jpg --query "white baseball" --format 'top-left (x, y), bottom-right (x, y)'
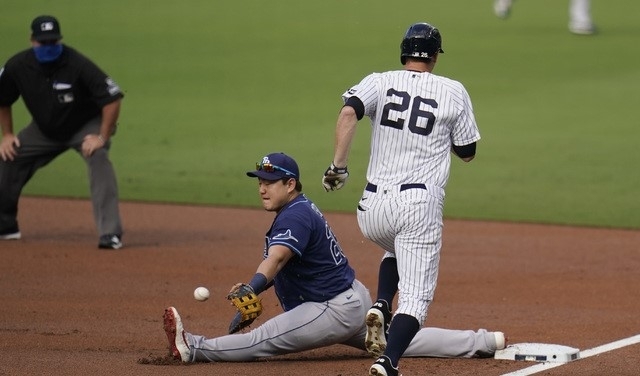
top-left (193, 286), bottom-right (210, 301)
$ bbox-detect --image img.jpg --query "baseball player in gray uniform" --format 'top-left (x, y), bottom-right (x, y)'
top-left (163, 153), bottom-right (504, 364)
top-left (322, 23), bottom-right (482, 376)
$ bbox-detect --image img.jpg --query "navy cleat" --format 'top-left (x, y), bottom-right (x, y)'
top-left (369, 355), bottom-right (401, 376)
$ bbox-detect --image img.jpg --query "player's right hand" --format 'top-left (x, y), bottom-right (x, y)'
top-left (322, 163), bottom-right (349, 191)
top-left (0, 134), bottom-right (20, 161)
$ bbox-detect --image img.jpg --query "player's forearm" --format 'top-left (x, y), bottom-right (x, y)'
top-left (333, 107), bottom-right (358, 167)
top-left (255, 259), bottom-right (279, 283)
top-left (256, 245), bottom-right (293, 283)
top-left (0, 106), bottom-right (14, 136)
top-left (99, 99), bottom-right (121, 141)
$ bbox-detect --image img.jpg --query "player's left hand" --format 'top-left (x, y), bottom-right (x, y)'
top-left (227, 283), bottom-right (262, 334)
top-left (322, 163), bottom-right (349, 191)
top-left (0, 134), bottom-right (20, 161)
top-left (81, 134), bottom-right (105, 157)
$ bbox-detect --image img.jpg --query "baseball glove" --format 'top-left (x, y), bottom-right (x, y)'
top-left (227, 283), bottom-right (262, 334)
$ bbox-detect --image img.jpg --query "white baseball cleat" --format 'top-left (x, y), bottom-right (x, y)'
top-left (163, 306), bottom-right (191, 362)
top-left (494, 0), bottom-right (514, 19)
top-left (569, 23), bottom-right (596, 35)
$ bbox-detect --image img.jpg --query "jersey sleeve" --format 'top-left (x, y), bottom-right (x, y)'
top-left (78, 54), bottom-right (124, 108)
top-left (269, 209), bottom-right (312, 257)
top-left (450, 82), bottom-right (481, 146)
top-left (341, 73), bottom-right (381, 118)
top-left (0, 63), bottom-right (21, 106)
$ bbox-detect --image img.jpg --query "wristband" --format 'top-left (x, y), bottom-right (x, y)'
top-left (330, 163), bottom-right (348, 174)
top-left (248, 273), bottom-right (268, 295)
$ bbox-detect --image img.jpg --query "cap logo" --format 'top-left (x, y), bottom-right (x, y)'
top-left (40, 22), bottom-right (55, 31)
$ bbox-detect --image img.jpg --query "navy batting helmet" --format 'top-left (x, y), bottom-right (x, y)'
top-left (400, 22), bottom-right (444, 64)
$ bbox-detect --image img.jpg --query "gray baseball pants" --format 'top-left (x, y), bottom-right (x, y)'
top-left (0, 117), bottom-right (122, 237)
top-left (184, 279), bottom-right (498, 362)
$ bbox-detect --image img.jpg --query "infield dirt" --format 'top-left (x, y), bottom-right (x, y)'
top-left (1, 197), bottom-right (638, 375)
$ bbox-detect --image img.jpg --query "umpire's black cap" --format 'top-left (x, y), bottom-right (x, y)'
top-left (31, 15), bottom-right (62, 42)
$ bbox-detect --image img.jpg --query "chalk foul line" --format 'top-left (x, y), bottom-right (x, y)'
top-left (500, 334), bottom-right (640, 376)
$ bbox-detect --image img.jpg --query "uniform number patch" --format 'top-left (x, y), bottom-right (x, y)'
top-left (380, 88), bottom-right (438, 136)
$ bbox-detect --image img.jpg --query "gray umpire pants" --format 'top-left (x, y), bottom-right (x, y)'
top-left (0, 117), bottom-right (122, 238)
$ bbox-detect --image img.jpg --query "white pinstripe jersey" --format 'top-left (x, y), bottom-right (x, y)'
top-left (342, 70), bottom-right (480, 189)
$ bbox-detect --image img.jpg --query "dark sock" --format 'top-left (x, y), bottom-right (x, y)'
top-left (384, 313), bottom-right (420, 367)
top-left (376, 257), bottom-right (399, 308)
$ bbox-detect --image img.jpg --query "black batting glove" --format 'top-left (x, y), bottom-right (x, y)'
top-left (322, 163), bottom-right (349, 192)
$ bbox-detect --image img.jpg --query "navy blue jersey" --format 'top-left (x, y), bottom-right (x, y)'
top-left (264, 194), bottom-right (355, 311)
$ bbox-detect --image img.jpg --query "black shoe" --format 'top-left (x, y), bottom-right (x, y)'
top-left (365, 299), bottom-right (392, 357)
top-left (0, 226), bottom-right (21, 240)
top-left (98, 234), bottom-right (123, 250)
top-left (369, 355), bottom-right (400, 376)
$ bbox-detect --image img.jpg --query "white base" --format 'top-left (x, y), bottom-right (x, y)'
top-left (494, 343), bottom-right (580, 363)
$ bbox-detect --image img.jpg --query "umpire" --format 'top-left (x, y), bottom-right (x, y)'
top-left (0, 15), bottom-right (125, 249)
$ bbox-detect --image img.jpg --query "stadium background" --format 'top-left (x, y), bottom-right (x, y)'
top-left (2, 0), bottom-right (639, 228)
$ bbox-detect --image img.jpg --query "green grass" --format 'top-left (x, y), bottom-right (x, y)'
top-left (2, 0), bottom-right (639, 228)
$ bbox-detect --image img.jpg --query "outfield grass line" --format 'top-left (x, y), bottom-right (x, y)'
top-left (500, 334), bottom-right (640, 376)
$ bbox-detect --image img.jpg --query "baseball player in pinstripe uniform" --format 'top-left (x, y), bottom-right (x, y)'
top-left (0, 15), bottom-right (124, 249)
top-left (494, 0), bottom-right (596, 35)
top-left (163, 153), bottom-right (504, 364)
top-left (323, 22), bottom-right (482, 376)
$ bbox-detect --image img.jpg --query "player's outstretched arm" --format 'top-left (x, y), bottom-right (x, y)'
top-left (323, 106), bottom-right (359, 191)
top-left (333, 105), bottom-right (359, 167)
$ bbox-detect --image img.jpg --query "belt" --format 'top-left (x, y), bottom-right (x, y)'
top-left (365, 182), bottom-right (427, 193)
